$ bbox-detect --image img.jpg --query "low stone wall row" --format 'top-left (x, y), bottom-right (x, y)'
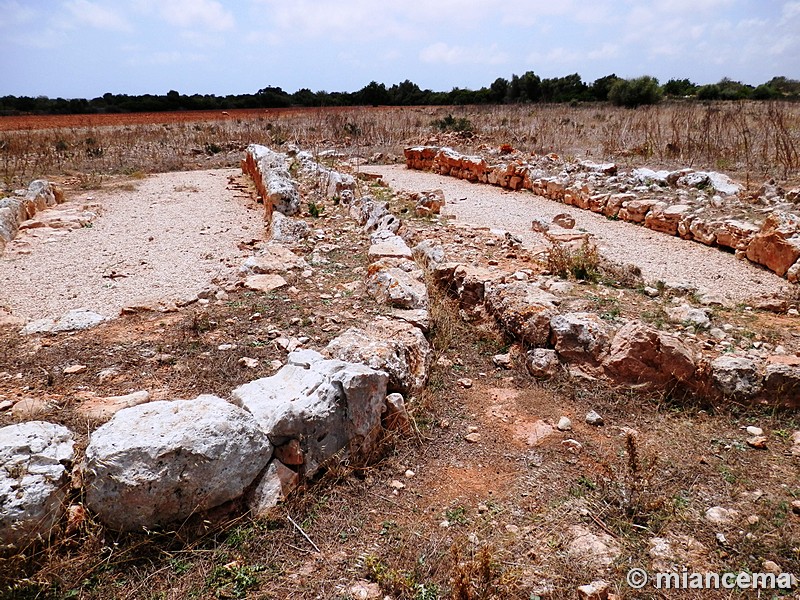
top-left (240, 144), bottom-right (301, 224)
top-left (0, 180), bottom-right (65, 255)
top-left (405, 146), bottom-right (800, 283)
top-left (412, 241), bottom-right (799, 410)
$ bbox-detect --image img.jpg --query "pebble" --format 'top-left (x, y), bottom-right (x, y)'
top-left (64, 364), bottom-right (87, 375)
top-left (746, 435), bottom-right (768, 449)
top-left (238, 357), bottom-right (259, 369)
top-left (404, 469), bottom-right (415, 478)
top-left (585, 410), bottom-right (604, 426)
top-left (745, 426), bottom-right (763, 436)
top-left (557, 416), bottom-right (572, 431)
top-left (465, 433), bottom-right (481, 443)
top-left (792, 500), bottom-right (800, 515)
top-left (269, 359), bottom-right (283, 371)
top-left (492, 353), bottom-right (512, 368)
top-left (458, 378), bottom-right (473, 388)
top-left (218, 343), bottom-right (236, 351)
top-left (389, 480), bottom-right (405, 490)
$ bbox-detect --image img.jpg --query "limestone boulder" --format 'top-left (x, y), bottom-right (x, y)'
top-left (746, 212), bottom-right (800, 276)
top-left (368, 234), bottom-right (413, 261)
top-left (21, 309), bottom-right (108, 335)
top-left (0, 422), bottom-right (75, 552)
top-left (484, 281), bottom-right (559, 346)
top-left (366, 259), bottom-right (428, 310)
top-left (762, 361), bottom-right (800, 408)
top-left (526, 348), bottom-right (561, 379)
top-left (550, 312), bottom-right (613, 365)
top-left (602, 321), bottom-right (696, 388)
top-left (247, 460), bottom-right (299, 516)
top-left (84, 395), bottom-right (271, 531)
top-left (710, 356), bottom-right (762, 400)
top-left (270, 212), bottom-right (310, 243)
top-left (240, 243), bottom-right (308, 275)
top-left (324, 318), bottom-right (431, 395)
top-left (231, 350), bottom-right (389, 477)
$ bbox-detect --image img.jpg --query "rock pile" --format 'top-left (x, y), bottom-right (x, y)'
top-left (405, 146), bottom-right (800, 282)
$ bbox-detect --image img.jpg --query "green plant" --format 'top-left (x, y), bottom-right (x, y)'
top-left (445, 506), bottom-right (468, 525)
top-left (205, 563), bottom-right (263, 598)
top-left (546, 240), bottom-right (601, 282)
top-left (431, 114), bottom-right (474, 133)
top-left (307, 200), bottom-right (324, 218)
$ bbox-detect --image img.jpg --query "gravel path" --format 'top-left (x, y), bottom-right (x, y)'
top-left (367, 165), bottom-right (790, 304)
top-left (0, 169), bottom-right (262, 321)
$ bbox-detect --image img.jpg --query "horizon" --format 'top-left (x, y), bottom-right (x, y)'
top-left (2, 1), bottom-right (799, 99)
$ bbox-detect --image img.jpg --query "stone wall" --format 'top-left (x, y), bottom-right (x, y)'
top-left (405, 146), bottom-right (800, 282)
top-left (0, 180), bottom-right (65, 255)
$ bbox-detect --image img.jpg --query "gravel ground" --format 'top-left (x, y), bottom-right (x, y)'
top-left (367, 165), bottom-right (791, 304)
top-left (0, 169), bottom-right (262, 321)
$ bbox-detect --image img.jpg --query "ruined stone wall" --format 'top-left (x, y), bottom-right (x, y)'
top-left (405, 146), bottom-right (800, 282)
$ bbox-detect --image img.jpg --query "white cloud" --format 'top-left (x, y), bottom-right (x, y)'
top-left (420, 42), bottom-right (508, 66)
top-left (136, 0), bottom-right (234, 31)
top-left (64, 0), bottom-right (131, 31)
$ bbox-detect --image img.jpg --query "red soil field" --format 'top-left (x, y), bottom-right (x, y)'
top-left (0, 106), bottom-right (402, 131)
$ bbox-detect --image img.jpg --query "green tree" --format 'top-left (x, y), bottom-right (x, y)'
top-left (608, 76), bottom-right (662, 107)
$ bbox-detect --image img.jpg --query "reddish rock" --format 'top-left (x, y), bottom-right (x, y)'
top-left (603, 321), bottom-right (695, 388)
top-left (746, 212), bottom-right (800, 276)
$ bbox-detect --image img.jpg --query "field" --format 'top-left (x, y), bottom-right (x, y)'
top-left (1, 102), bottom-right (799, 600)
top-left (2, 101), bottom-right (799, 191)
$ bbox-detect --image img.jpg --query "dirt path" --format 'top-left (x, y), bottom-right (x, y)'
top-left (0, 169), bottom-right (263, 322)
top-left (367, 165), bottom-right (791, 304)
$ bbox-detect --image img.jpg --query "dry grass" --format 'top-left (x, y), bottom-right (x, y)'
top-left (2, 101), bottom-right (799, 190)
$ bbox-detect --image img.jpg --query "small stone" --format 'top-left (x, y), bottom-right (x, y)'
top-left (0, 400), bottom-right (12, 412)
top-left (467, 425), bottom-right (479, 433)
top-left (577, 580), bottom-right (609, 600)
top-left (439, 520), bottom-right (450, 528)
top-left (643, 286), bottom-right (659, 298)
top-left (349, 580), bottom-right (382, 600)
top-left (557, 416), bottom-right (572, 431)
top-left (477, 503), bottom-right (489, 513)
top-left (389, 480), bottom-right (405, 490)
top-left (762, 560), bottom-right (782, 575)
top-left (745, 426), bottom-right (763, 436)
top-left (585, 410), bottom-right (604, 426)
top-left (465, 432), bottom-right (481, 443)
top-left (746, 435), bottom-right (768, 449)
top-left (217, 343), bottom-right (236, 351)
top-left (705, 506), bottom-right (738, 524)
top-left (505, 524), bottom-right (520, 534)
top-left (404, 469), bottom-right (415, 478)
top-left (269, 359), bottom-right (283, 371)
top-left (562, 439), bottom-right (583, 452)
top-left (492, 353), bottom-right (512, 368)
top-left (458, 378), bottom-right (473, 388)
top-left (64, 364), bottom-right (87, 375)
top-left (746, 515), bottom-right (760, 525)
top-left (792, 500), bottom-right (800, 515)
top-left (238, 357), bottom-right (259, 369)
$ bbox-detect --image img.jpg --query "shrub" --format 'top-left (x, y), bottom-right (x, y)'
top-left (608, 76), bottom-right (663, 108)
top-left (546, 239), bottom-right (601, 282)
top-left (431, 114), bottom-right (474, 133)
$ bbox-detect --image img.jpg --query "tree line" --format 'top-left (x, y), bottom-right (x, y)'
top-left (1, 73), bottom-right (798, 116)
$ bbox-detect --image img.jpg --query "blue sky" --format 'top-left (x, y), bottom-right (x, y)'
top-left (2, 0), bottom-right (798, 98)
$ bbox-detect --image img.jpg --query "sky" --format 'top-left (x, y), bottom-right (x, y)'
top-left (1, 0), bottom-right (798, 99)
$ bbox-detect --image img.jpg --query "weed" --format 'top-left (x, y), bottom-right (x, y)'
top-left (205, 562), bottom-right (263, 598)
top-left (445, 506), bottom-right (468, 526)
top-left (546, 240), bottom-right (601, 282)
top-left (307, 200), bottom-right (324, 218)
top-left (431, 114), bottom-right (474, 134)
